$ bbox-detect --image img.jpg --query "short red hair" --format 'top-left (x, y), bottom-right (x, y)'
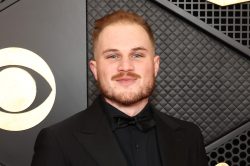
top-left (92, 10), bottom-right (155, 51)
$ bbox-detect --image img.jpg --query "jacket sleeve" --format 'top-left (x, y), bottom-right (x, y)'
top-left (195, 126), bottom-right (209, 166)
top-left (31, 128), bottom-right (67, 166)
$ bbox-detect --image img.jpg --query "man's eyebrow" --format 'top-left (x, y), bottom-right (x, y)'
top-left (102, 47), bottom-right (148, 54)
top-left (102, 49), bottom-right (119, 54)
top-left (131, 47), bottom-right (148, 52)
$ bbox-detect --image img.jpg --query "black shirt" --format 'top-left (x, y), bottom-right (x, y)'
top-left (101, 99), bottom-right (162, 166)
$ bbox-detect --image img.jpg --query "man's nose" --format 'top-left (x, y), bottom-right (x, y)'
top-left (117, 57), bottom-right (134, 71)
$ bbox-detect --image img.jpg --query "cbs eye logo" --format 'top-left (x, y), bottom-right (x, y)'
top-left (0, 47), bottom-right (56, 131)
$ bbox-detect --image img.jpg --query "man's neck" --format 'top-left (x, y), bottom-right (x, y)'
top-left (104, 97), bottom-right (149, 117)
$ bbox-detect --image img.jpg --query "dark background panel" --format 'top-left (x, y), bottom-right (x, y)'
top-left (167, 0), bottom-right (250, 49)
top-left (0, 0), bottom-right (87, 166)
top-left (87, 0), bottom-right (250, 146)
top-left (0, 0), bottom-right (250, 166)
top-left (206, 122), bottom-right (250, 165)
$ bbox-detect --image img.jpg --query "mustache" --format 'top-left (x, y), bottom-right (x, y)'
top-left (111, 72), bottom-right (141, 80)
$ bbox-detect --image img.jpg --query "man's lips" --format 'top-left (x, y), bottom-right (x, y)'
top-left (115, 77), bottom-right (137, 81)
top-left (115, 77), bottom-right (137, 86)
top-left (111, 72), bottom-right (140, 86)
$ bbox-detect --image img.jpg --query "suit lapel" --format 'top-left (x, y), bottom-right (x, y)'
top-left (154, 111), bottom-right (187, 166)
top-left (74, 98), bottom-right (128, 166)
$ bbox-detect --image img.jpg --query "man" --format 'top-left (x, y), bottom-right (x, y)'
top-left (31, 10), bottom-right (208, 166)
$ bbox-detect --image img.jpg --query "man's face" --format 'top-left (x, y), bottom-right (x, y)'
top-left (90, 23), bottom-right (160, 106)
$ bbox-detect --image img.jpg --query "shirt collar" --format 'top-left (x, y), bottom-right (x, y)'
top-left (99, 96), bottom-right (153, 131)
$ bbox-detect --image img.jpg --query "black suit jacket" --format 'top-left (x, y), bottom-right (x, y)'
top-left (31, 97), bottom-right (208, 166)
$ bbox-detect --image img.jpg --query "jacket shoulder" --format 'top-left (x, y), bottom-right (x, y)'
top-left (154, 110), bottom-right (202, 134)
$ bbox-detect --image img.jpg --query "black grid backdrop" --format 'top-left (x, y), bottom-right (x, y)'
top-left (207, 125), bottom-right (250, 165)
top-left (168, 0), bottom-right (250, 49)
top-left (87, 0), bottom-right (250, 146)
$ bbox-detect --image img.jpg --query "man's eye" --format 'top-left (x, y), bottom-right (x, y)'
top-left (106, 54), bottom-right (119, 59)
top-left (132, 53), bottom-right (144, 59)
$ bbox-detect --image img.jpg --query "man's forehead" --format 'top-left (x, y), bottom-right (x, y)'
top-left (93, 23), bottom-right (154, 57)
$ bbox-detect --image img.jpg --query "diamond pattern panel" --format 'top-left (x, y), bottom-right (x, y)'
top-left (87, 0), bottom-right (250, 145)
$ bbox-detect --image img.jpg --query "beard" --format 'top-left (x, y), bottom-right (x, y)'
top-left (97, 72), bottom-right (155, 106)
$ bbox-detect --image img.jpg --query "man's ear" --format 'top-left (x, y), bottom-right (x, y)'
top-left (153, 55), bottom-right (160, 77)
top-left (89, 60), bottom-right (98, 80)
